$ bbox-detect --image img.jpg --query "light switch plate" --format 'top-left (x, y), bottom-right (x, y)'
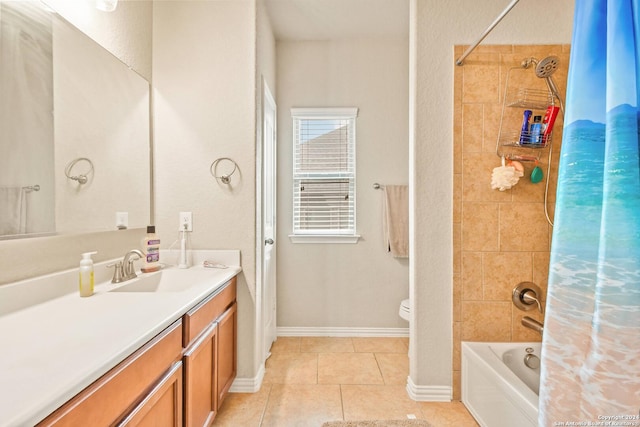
top-left (116, 212), bottom-right (128, 229)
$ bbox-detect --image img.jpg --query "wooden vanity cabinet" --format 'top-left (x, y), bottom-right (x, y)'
top-left (182, 278), bottom-right (237, 427)
top-left (38, 321), bottom-right (183, 427)
top-left (37, 276), bottom-right (238, 427)
top-left (216, 301), bottom-right (237, 406)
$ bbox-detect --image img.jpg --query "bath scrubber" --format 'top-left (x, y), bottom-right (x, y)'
top-left (491, 157), bottom-right (523, 191)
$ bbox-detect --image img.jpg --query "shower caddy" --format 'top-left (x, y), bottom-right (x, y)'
top-left (495, 65), bottom-right (556, 162)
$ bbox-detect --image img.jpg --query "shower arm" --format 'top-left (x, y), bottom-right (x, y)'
top-left (455, 0), bottom-right (521, 66)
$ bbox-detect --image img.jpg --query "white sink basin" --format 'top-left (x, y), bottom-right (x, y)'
top-left (109, 268), bottom-right (217, 293)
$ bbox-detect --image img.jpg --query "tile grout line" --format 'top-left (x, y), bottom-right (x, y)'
top-left (339, 384), bottom-right (346, 421)
top-left (373, 352), bottom-right (386, 385)
top-left (257, 383), bottom-right (272, 427)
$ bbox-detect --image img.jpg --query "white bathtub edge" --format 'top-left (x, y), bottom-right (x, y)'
top-left (462, 341), bottom-right (539, 427)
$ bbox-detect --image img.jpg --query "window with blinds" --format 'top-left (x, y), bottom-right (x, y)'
top-left (291, 108), bottom-right (358, 237)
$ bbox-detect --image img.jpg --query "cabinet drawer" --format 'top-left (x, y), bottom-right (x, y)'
top-left (38, 321), bottom-right (183, 427)
top-left (183, 278), bottom-right (236, 347)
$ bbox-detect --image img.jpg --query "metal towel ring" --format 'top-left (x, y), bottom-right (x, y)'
top-left (64, 157), bottom-right (94, 185)
top-left (210, 157), bottom-right (238, 184)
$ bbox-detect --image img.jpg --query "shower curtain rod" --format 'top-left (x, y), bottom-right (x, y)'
top-left (455, 0), bottom-right (521, 66)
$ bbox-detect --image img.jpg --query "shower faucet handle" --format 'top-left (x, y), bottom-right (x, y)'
top-left (512, 282), bottom-right (544, 313)
top-left (522, 290), bottom-right (543, 313)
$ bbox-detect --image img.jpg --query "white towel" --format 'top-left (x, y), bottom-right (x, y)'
top-left (0, 187), bottom-right (26, 235)
top-left (382, 185), bottom-right (409, 258)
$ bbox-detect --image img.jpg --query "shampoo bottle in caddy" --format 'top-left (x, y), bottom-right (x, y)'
top-left (519, 110), bottom-right (533, 144)
top-left (542, 105), bottom-right (560, 144)
top-left (530, 115), bottom-right (543, 145)
top-left (141, 225), bottom-right (161, 272)
top-left (79, 251), bottom-right (97, 297)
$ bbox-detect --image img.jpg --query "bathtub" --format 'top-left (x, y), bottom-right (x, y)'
top-left (461, 341), bottom-right (541, 427)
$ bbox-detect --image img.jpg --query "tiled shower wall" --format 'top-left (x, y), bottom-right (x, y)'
top-left (452, 44), bottom-right (570, 399)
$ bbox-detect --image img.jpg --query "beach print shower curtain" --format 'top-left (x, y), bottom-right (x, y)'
top-left (539, 0), bottom-right (640, 425)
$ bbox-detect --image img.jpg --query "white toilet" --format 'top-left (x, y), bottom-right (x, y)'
top-left (399, 298), bottom-right (410, 322)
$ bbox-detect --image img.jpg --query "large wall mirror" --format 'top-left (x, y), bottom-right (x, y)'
top-left (0, 1), bottom-right (150, 240)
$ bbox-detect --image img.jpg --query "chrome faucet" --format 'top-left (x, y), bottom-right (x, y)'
top-left (107, 249), bottom-right (144, 283)
top-left (522, 316), bottom-right (544, 335)
top-left (513, 282), bottom-right (545, 336)
top-left (123, 249), bottom-right (144, 280)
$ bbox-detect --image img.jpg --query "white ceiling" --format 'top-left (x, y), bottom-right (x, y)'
top-left (264, 0), bottom-right (409, 41)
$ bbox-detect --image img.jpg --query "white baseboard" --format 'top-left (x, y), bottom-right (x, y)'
top-left (229, 363), bottom-right (265, 393)
top-left (276, 326), bottom-right (409, 337)
top-left (406, 376), bottom-right (452, 402)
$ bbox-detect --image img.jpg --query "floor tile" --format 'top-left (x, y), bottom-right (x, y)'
top-left (261, 384), bottom-right (343, 427)
top-left (300, 337), bottom-right (355, 353)
top-left (263, 352), bottom-right (318, 384)
top-left (270, 337), bottom-right (301, 354)
top-left (418, 401), bottom-right (480, 427)
top-left (212, 384), bottom-right (271, 426)
top-left (352, 337), bottom-right (408, 353)
top-left (216, 336), bottom-right (481, 427)
top-left (341, 384), bottom-right (422, 421)
top-left (318, 353), bottom-right (384, 385)
top-left (375, 353), bottom-right (409, 385)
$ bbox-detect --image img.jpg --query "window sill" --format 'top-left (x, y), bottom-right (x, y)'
top-left (288, 234), bottom-right (361, 244)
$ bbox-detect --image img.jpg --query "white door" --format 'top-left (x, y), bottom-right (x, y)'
top-left (262, 80), bottom-right (277, 358)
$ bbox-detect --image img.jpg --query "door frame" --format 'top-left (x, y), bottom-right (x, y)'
top-left (256, 76), bottom-right (277, 370)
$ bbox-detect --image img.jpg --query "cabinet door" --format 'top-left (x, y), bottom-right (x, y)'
top-left (118, 361), bottom-right (183, 427)
top-left (184, 321), bottom-right (218, 427)
top-left (216, 302), bottom-right (237, 408)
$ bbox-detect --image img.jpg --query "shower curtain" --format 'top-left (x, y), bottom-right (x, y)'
top-left (539, 0), bottom-right (640, 424)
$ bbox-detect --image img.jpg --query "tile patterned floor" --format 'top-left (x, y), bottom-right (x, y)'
top-left (213, 337), bottom-right (479, 427)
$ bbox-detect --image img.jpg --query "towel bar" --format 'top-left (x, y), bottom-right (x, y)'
top-left (22, 185), bottom-right (40, 192)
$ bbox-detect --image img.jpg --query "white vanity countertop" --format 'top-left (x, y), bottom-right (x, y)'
top-left (0, 250), bottom-right (241, 427)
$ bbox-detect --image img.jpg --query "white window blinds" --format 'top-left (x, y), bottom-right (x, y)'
top-left (291, 108), bottom-right (358, 236)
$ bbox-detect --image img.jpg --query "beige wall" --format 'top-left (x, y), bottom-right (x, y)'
top-left (452, 44), bottom-right (569, 399)
top-left (275, 38), bottom-right (410, 329)
top-left (411, 0), bottom-right (574, 397)
top-left (152, 0), bottom-right (260, 380)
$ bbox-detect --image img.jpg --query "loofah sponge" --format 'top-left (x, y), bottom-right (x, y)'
top-left (491, 157), bottom-right (523, 191)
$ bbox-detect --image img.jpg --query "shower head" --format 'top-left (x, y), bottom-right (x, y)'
top-left (521, 56), bottom-right (565, 114)
top-left (534, 56), bottom-right (560, 78)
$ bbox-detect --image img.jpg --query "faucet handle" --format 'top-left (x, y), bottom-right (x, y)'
top-left (107, 261), bottom-right (125, 283)
top-left (512, 281), bottom-right (544, 313)
top-left (124, 256), bottom-right (141, 279)
top-left (522, 290), bottom-right (543, 313)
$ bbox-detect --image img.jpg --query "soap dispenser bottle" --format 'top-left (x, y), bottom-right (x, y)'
top-left (141, 225), bottom-right (161, 273)
top-left (79, 251), bottom-right (97, 297)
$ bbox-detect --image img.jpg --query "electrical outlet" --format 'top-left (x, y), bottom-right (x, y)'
top-left (179, 212), bottom-right (193, 231)
top-left (116, 212), bottom-right (128, 230)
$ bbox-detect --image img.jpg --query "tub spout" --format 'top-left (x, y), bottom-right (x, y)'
top-left (522, 316), bottom-right (544, 335)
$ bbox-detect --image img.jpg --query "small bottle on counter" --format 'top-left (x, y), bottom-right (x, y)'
top-left (141, 225), bottom-right (161, 272)
top-left (79, 251), bottom-right (97, 297)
